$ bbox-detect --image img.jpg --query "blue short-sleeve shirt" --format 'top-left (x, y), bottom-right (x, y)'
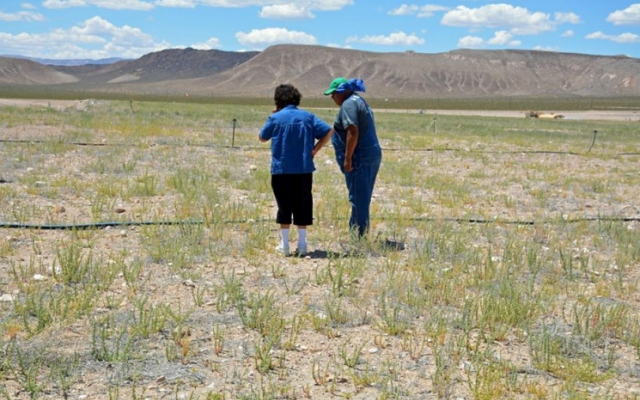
top-left (260, 105), bottom-right (332, 175)
top-left (332, 94), bottom-right (379, 149)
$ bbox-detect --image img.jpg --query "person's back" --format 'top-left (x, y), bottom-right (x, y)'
top-left (259, 84), bottom-right (333, 256)
top-left (264, 106), bottom-right (327, 175)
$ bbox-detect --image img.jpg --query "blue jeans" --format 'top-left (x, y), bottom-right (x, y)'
top-left (335, 143), bottom-right (382, 237)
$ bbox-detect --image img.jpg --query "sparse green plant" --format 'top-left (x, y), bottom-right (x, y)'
top-left (213, 324), bottom-right (225, 355)
top-left (339, 340), bottom-right (367, 368)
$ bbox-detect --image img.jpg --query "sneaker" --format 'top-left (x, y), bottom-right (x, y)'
top-left (276, 242), bottom-right (290, 257)
top-left (295, 245), bottom-right (307, 257)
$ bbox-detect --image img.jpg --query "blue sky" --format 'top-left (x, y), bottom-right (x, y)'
top-left (1, 1), bottom-right (639, 59)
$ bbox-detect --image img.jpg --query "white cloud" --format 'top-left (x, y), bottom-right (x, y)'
top-left (487, 30), bottom-right (521, 46)
top-left (155, 0), bottom-right (196, 7)
top-left (0, 11), bottom-right (45, 22)
top-left (190, 0), bottom-right (352, 11)
top-left (236, 27), bottom-right (317, 49)
top-left (42, 0), bottom-right (85, 7)
top-left (586, 31), bottom-right (640, 43)
top-left (442, 4), bottom-right (572, 35)
top-left (561, 30), bottom-right (574, 37)
top-left (388, 4), bottom-right (418, 16)
top-left (388, 4), bottom-right (449, 18)
top-left (190, 37), bottom-right (222, 49)
top-left (259, 4), bottom-right (315, 19)
top-left (458, 35), bottom-right (484, 48)
top-left (346, 31), bottom-right (425, 46)
top-left (534, 45), bottom-right (560, 52)
top-left (43, 0), bottom-right (155, 10)
top-left (22, 3), bottom-right (37, 9)
top-left (0, 16), bottom-right (170, 59)
top-left (326, 42), bottom-right (353, 49)
top-left (554, 12), bottom-right (581, 24)
top-left (607, 4), bottom-right (640, 26)
top-left (43, 0), bottom-right (354, 12)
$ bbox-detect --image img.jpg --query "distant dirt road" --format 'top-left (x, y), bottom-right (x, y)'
top-left (1, 98), bottom-right (638, 122)
top-left (312, 107), bottom-right (640, 122)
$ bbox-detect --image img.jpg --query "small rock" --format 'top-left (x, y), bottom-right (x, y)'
top-left (299, 345), bottom-right (309, 351)
top-left (206, 382), bottom-right (215, 390)
top-left (78, 395), bottom-right (88, 400)
top-left (156, 376), bottom-right (166, 383)
top-left (325, 160), bottom-right (333, 165)
top-left (115, 208), bottom-right (126, 214)
top-left (0, 294), bottom-right (14, 302)
top-left (33, 274), bottom-right (46, 281)
top-left (119, 230), bottom-right (127, 237)
top-left (368, 348), bottom-right (379, 354)
top-left (249, 165), bottom-right (258, 172)
top-left (183, 279), bottom-right (196, 288)
top-left (55, 205), bottom-right (66, 214)
top-left (459, 361), bottom-right (474, 372)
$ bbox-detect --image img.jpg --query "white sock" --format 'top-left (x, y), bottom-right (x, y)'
top-left (281, 229), bottom-right (290, 246)
top-left (298, 229), bottom-right (307, 248)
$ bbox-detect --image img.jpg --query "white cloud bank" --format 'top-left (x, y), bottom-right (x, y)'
top-left (43, 0), bottom-right (155, 10)
top-left (43, 0), bottom-right (353, 12)
top-left (0, 11), bottom-right (45, 22)
top-left (442, 4), bottom-right (580, 35)
top-left (0, 16), bottom-right (170, 59)
top-left (190, 37), bottom-right (222, 49)
top-left (388, 4), bottom-right (449, 18)
top-left (346, 32), bottom-right (425, 46)
top-left (236, 27), bottom-right (317, 49)
top-left (487, 30), bottom-right (521, 46)
top-left (458, 30), bottom-right (522, 48)
top-left (458, 35), bottom-right (484, 48)
top-left (259, 4), bottom-right (315, 19)
top-left (607, 3), bottom-right (640, 26)
top-left (586, 31), bottom-right (640, 43)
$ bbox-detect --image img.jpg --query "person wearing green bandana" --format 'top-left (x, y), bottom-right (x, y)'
top-left (324, 77), bottom-right (382, 237)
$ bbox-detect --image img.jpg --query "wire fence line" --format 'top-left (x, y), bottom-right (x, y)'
top-left (1, 215), bottom-right (639, 231)
top-left (1, 130), bottom-right (637, 156)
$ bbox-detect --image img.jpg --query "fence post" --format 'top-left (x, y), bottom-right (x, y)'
top-left (232, 119), bottom-right (237, 148)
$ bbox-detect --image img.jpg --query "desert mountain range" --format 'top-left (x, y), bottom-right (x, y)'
top-left (1, 45), bottom-right (639, 98)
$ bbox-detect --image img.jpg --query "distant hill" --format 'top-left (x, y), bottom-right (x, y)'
top-left (0, 57), bottom-right (78, 85)
top-left (53, 48), bottom-right (259, 85)
top-left (137, 45), bottom-right (640, 98)
top-left (4, 55), bottom-right (126, 66)
top-left (1, 45), bottom-right (639, 98)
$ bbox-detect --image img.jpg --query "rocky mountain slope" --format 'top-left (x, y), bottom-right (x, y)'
top-left (2, 45), bottom-right (639, 98)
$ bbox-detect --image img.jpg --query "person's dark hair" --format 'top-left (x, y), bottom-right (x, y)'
top-left (274, 84), bottom-right (301, 110)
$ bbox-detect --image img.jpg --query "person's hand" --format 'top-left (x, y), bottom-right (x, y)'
top-left (344, 158), bottom-right (353, 172)
top-left (312, 148), bottom-right (318, 158)
top-left (271, 108), bottom-right (279, 114)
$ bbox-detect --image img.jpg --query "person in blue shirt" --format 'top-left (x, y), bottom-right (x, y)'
top-left (324, 78), bottom-right (382, 238)
top-left (259, 84), bottom-right (333, 256)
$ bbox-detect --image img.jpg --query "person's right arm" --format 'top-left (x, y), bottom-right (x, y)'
top-left (259, 115), bottom-right (274, 142)
top-left (312, 128), bottom-right (333, 158)
top-left (344, 125), bottom-right (358, 172)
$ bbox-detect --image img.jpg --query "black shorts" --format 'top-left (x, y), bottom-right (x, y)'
top-left (271, 173), bottom-right (313, 226)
